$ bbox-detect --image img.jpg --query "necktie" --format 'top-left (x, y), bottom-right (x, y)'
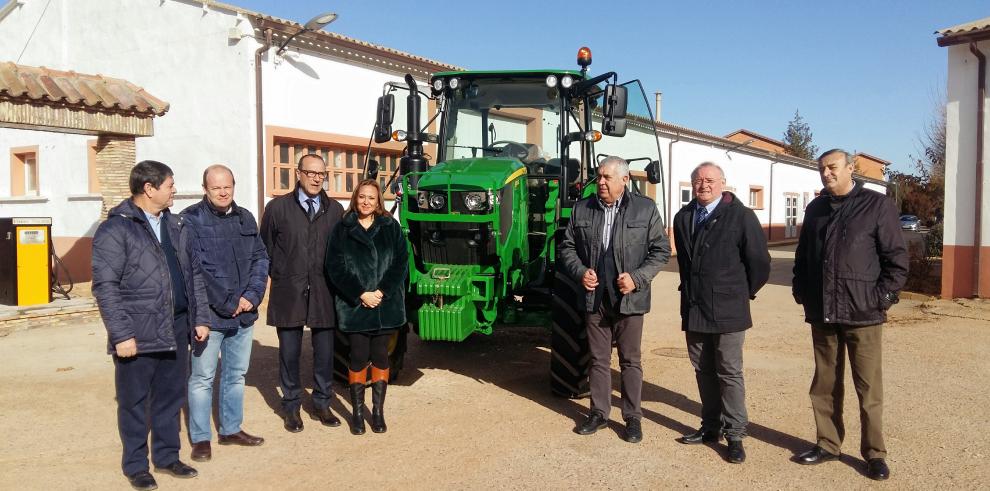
top-left (694, 206), bottom-right (708, 236)
top-left (306, 198), bottom-right (316, 222)
top-left (695, 206), bottom-right (708, 226)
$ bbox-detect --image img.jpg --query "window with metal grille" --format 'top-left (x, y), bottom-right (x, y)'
top-left (272, 140), bottom-right (401, 199)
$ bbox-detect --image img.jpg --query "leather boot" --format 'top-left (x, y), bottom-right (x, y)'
top-left (348, 369), bottom-right (367, 435)
top-left (370, 366), bottom-right (390, 433)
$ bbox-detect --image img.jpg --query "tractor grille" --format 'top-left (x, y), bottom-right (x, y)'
top-left (409, 221), bottom-right (496, 266)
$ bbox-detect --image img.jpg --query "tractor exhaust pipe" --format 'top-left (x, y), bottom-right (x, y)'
top-left (401, 74), bottom-right (428, 189)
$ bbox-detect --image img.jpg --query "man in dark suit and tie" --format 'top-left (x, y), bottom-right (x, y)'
top-left (671, 162), bottom-right (770, 463)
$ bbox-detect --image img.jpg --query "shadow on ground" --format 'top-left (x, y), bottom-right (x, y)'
top-left (392, 325), bottom-right (819, 460)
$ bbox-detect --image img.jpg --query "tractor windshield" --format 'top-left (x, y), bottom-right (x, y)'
top-left (442, 77), bottom-right (563, 165)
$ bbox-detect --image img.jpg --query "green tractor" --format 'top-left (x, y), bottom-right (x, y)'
top-left (337, 48), bottom-right (666, 396)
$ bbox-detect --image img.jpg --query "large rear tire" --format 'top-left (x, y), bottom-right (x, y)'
top-left (332, 326), bottom-right (408, 384)
top-left (550, 269), bottom-right (590, 398)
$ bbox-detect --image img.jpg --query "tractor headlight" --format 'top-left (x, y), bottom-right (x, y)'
top-left (545, 74), bottom-right (558, 88)
top-left (429, 192), bottom-right (446, 210)
top-left (560, 75), bottom-right (574, 89)
top-left (463, 191), bottom-right (488, 211)
top-left (448, 77), bottom-right (460, 90)
top-left (431, 78), bottom-right (444, 92)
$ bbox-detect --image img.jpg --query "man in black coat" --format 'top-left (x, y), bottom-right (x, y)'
top-left (559, 156), bottom-right (671, 443)
top-left (260, 154), bottom-right (345, 432)
top-left (792, 149), bottom-right (908, 481)
top-left (672, 162), bottom-right (770, 464)
top-left (92, 161), bottom-right (210, 490)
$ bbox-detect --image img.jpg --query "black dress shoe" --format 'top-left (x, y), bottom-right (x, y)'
top-left (624, 418), bottom-right (643, 443)
top-left (795, 446), bottom-right (839, 465)
top-left (867, 458), bottom-right (890, 480)
top-left (677, 428), bottom-right (721, 445)
top-left (283, 408), bottom-right (304, 433)
top-left (190, 441), bottom-right (211, 462)
top-left (154, 460), bottom-right (198, 478)
top-left (218, 430), bottom-right (265, 446)
top-left (126, 470), bottom-right (158, 490)
top-left (727, 439), bottom-right (746, 464)
top-left (575, 412), bottom-right (608, 435)
top-left (316, 406), bottom-right (342, 427)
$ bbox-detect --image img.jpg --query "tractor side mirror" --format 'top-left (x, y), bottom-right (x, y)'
top-left (601, 84), bottom-right (627, 137)
top-left (645, 160), bottom-right (661, 184)
top-left (366, 159), bottom-right (380, 180)
top-left (373, 94), bottom-right (395, 143)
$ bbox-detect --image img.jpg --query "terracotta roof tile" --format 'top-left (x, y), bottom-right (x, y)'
top-left (191, 0), bottom-right (462, 72)
top-left (937, 16), bottom-right (990, 36)
top-left (656, 120), bottom-right (729, 142)
top-left (0, 62), bottom-right (169, 116)
top-left (724, 128), bottom-right (787, 148)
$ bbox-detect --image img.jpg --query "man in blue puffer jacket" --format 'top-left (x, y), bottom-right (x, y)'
top-left (182, 165), bottom-right (269, 463)
top-left (92, 160), bottom-right (211, 490)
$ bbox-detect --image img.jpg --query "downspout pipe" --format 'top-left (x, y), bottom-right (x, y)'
top-left (255, 28), bottom-right (272, 218)
top-left (767, 159), bottom-right (774, 241)
top-left (969, 41), bottom-right (985, 297)
top-left (667, 133), bottom-right (679, 231)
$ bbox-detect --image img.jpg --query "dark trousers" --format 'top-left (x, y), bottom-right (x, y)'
top-left (276, 327), bottom-right (333, 412)
top-left (348, 332), bottom-right (391, 372)
top-left (686, 330), bottom-right (748, 439)
top-left (113, 313), bottom-right (189, 476)
top-left (587, 303), bottom-right (644, 421)
top-left (810, 323), bottom-right (886, 459)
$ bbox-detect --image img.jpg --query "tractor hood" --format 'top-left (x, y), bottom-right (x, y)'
top-left (417, 157), bottom-right (526, 191)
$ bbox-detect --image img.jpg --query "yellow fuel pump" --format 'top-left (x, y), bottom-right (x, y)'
top-left (0, 217), bottom-right (53, 306)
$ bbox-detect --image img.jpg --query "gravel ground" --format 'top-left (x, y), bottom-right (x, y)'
top-left (1, 249), bottom-right (988, 490)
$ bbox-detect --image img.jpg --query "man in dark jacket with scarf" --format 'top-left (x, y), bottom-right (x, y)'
top-left (260, 153), bottom-right (345, 432)
top-left (792, 149), bottom-right (908, 481)
top-left (184, 165), bottom-right (269, 462)
top-left (92, 161), bottom-right (210, 490)
top-left (672, 162), bottom-right (770, 464)
top-left (559, 156), bottom-right (671, 443)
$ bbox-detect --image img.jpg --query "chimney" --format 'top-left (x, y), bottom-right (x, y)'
top-left (654, 91), bottom-right (662, 122)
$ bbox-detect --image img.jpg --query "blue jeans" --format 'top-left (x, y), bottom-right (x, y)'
top-left (188, 325), bottom-right (254, 443)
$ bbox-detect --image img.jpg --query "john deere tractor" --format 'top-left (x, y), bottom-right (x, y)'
top-left (338, 48), bottom-right (666, 396)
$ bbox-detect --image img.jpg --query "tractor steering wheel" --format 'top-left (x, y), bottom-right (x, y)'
top-left (490, 140), bottom-right (532, 162)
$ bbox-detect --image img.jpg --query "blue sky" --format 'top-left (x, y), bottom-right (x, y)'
top-left (236, 0), bottom-right (986, 174)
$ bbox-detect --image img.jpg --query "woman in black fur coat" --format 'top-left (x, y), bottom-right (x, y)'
top-left (325, 179), bottom-right (408, 435)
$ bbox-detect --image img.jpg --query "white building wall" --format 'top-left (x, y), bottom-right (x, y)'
top-left (944, 40), bottom-right (990, 248)
top-left (1, 0), bottom-right (258, 215)
top-left (657, 134), bottom-right (888, 242)
top-left (572, 120), bottom-right (876, 239)
top-left (264, 54), bottom-right (416, 141)
top-left (0, 128), bottom-right (101, 238)
top-left (940, 37), bottom-right (990, 298)
top-left (768, 161), bottom-right (824, 237)
top-left (262, 49), bottom-right (433, 206)
top-left (660, 138), bottom-right (781, 224)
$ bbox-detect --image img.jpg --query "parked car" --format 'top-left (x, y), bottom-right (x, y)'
top-left (900, 214), bottom-right (921, 231)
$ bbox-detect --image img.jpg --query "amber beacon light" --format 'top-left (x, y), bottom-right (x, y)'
top-left (577, 47), bottom-right (592, 68)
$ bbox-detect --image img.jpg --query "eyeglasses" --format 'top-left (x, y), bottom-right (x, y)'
top-left (691, 178), bottom-right (721, 186)
top-left (298, 169), bottom-right (328, 180)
